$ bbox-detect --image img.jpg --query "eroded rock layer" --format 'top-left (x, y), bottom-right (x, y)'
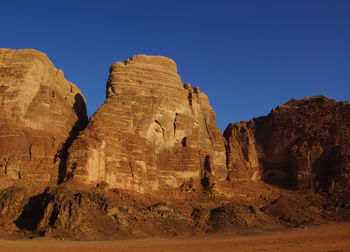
top-left (0, 49), bottom-right (88, 186)
top-left (65, 55), bottom-right (227, 193)
top-left (225, 96), bottom-right (350, 194)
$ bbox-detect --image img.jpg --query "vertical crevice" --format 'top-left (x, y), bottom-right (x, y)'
top-left (201, 155), bottom-right (213, 191)
top-left (173, 113), bottom-right (178, 138)
top-left (181, 137), bottom-right (187, 148)
top-left (57, 94), bottom-right (89, 184)
top-left (29, 144), bottom-right (32, 160)
top-left (188, 92), bottom-right (192, 106)
top-left (4, 157), bottom-right (9, 175)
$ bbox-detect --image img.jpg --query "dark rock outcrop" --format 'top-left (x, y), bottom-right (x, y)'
top-left (225, 96), bottom-right (350, 196)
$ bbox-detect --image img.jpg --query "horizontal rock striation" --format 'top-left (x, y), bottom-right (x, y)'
top-left (0, 49), bottom-right (88, 187)
top-left (65, 55), bottom-right (227, 193)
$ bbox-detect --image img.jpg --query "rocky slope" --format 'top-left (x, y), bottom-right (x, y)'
top-left (0, 49), bottom-right (88, 188)
top-left (2, 182), bottom-right (332, 240)
top-left (64, 55), bottom-right (227, 193)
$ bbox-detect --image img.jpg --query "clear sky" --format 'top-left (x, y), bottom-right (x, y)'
top-left (1, 0), bottom-right (349, 130)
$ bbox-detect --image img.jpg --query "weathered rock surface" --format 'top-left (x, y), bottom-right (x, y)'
top-left (0, 187), bottom-right (27, 231)
top-left (207, 203), bottom-right (276, 232)
top-left (65, 55), bottom-right (227, 193)
top-left (224, 121), bottom-right (261, 183)
top-left (225, 96), bottom-right (350, 195)
top-left (0, 49), bottom-right (88, 186)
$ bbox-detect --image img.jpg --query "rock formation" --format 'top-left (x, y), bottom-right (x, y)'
top-left (0, 49), bottom-right (88, 187)
top-left (225, 96), bottom-right (350, 195)
top-left (0, 48), bottom-right (349, 240)
top-left (65, 55), bottom-right (227, 193)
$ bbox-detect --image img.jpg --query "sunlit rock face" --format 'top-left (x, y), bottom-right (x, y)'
top-left (225, 96), bottom-right (350, 194)
top-left (65, 55), bottom-right (227, 193)
top-left (0, 49), bottom-right (88, 186)
top-left (224, 121), bottom-right (261, 183)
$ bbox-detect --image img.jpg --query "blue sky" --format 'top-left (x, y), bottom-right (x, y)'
top-left (1, 0), bottom-right (349, 130)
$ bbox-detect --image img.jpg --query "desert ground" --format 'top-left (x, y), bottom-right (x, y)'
top-left (0, 222), bottom-right (349, 252)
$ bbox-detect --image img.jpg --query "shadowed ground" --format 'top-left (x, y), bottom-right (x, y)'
top-left (0, 222), bottom-right (350, 252)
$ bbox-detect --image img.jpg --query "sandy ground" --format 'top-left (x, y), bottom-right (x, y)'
top-left (0, 223), bottom-right (350, 252)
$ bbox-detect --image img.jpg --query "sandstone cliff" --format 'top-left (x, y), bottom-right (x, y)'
top-left (0, 49), bottom-right (88, 187)
top-left (225, 96), bottom-right (350, 195)
top-left (65, 55), bottom-right (227, 193)
top-left (0, 49), bottom-right (349, 240)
